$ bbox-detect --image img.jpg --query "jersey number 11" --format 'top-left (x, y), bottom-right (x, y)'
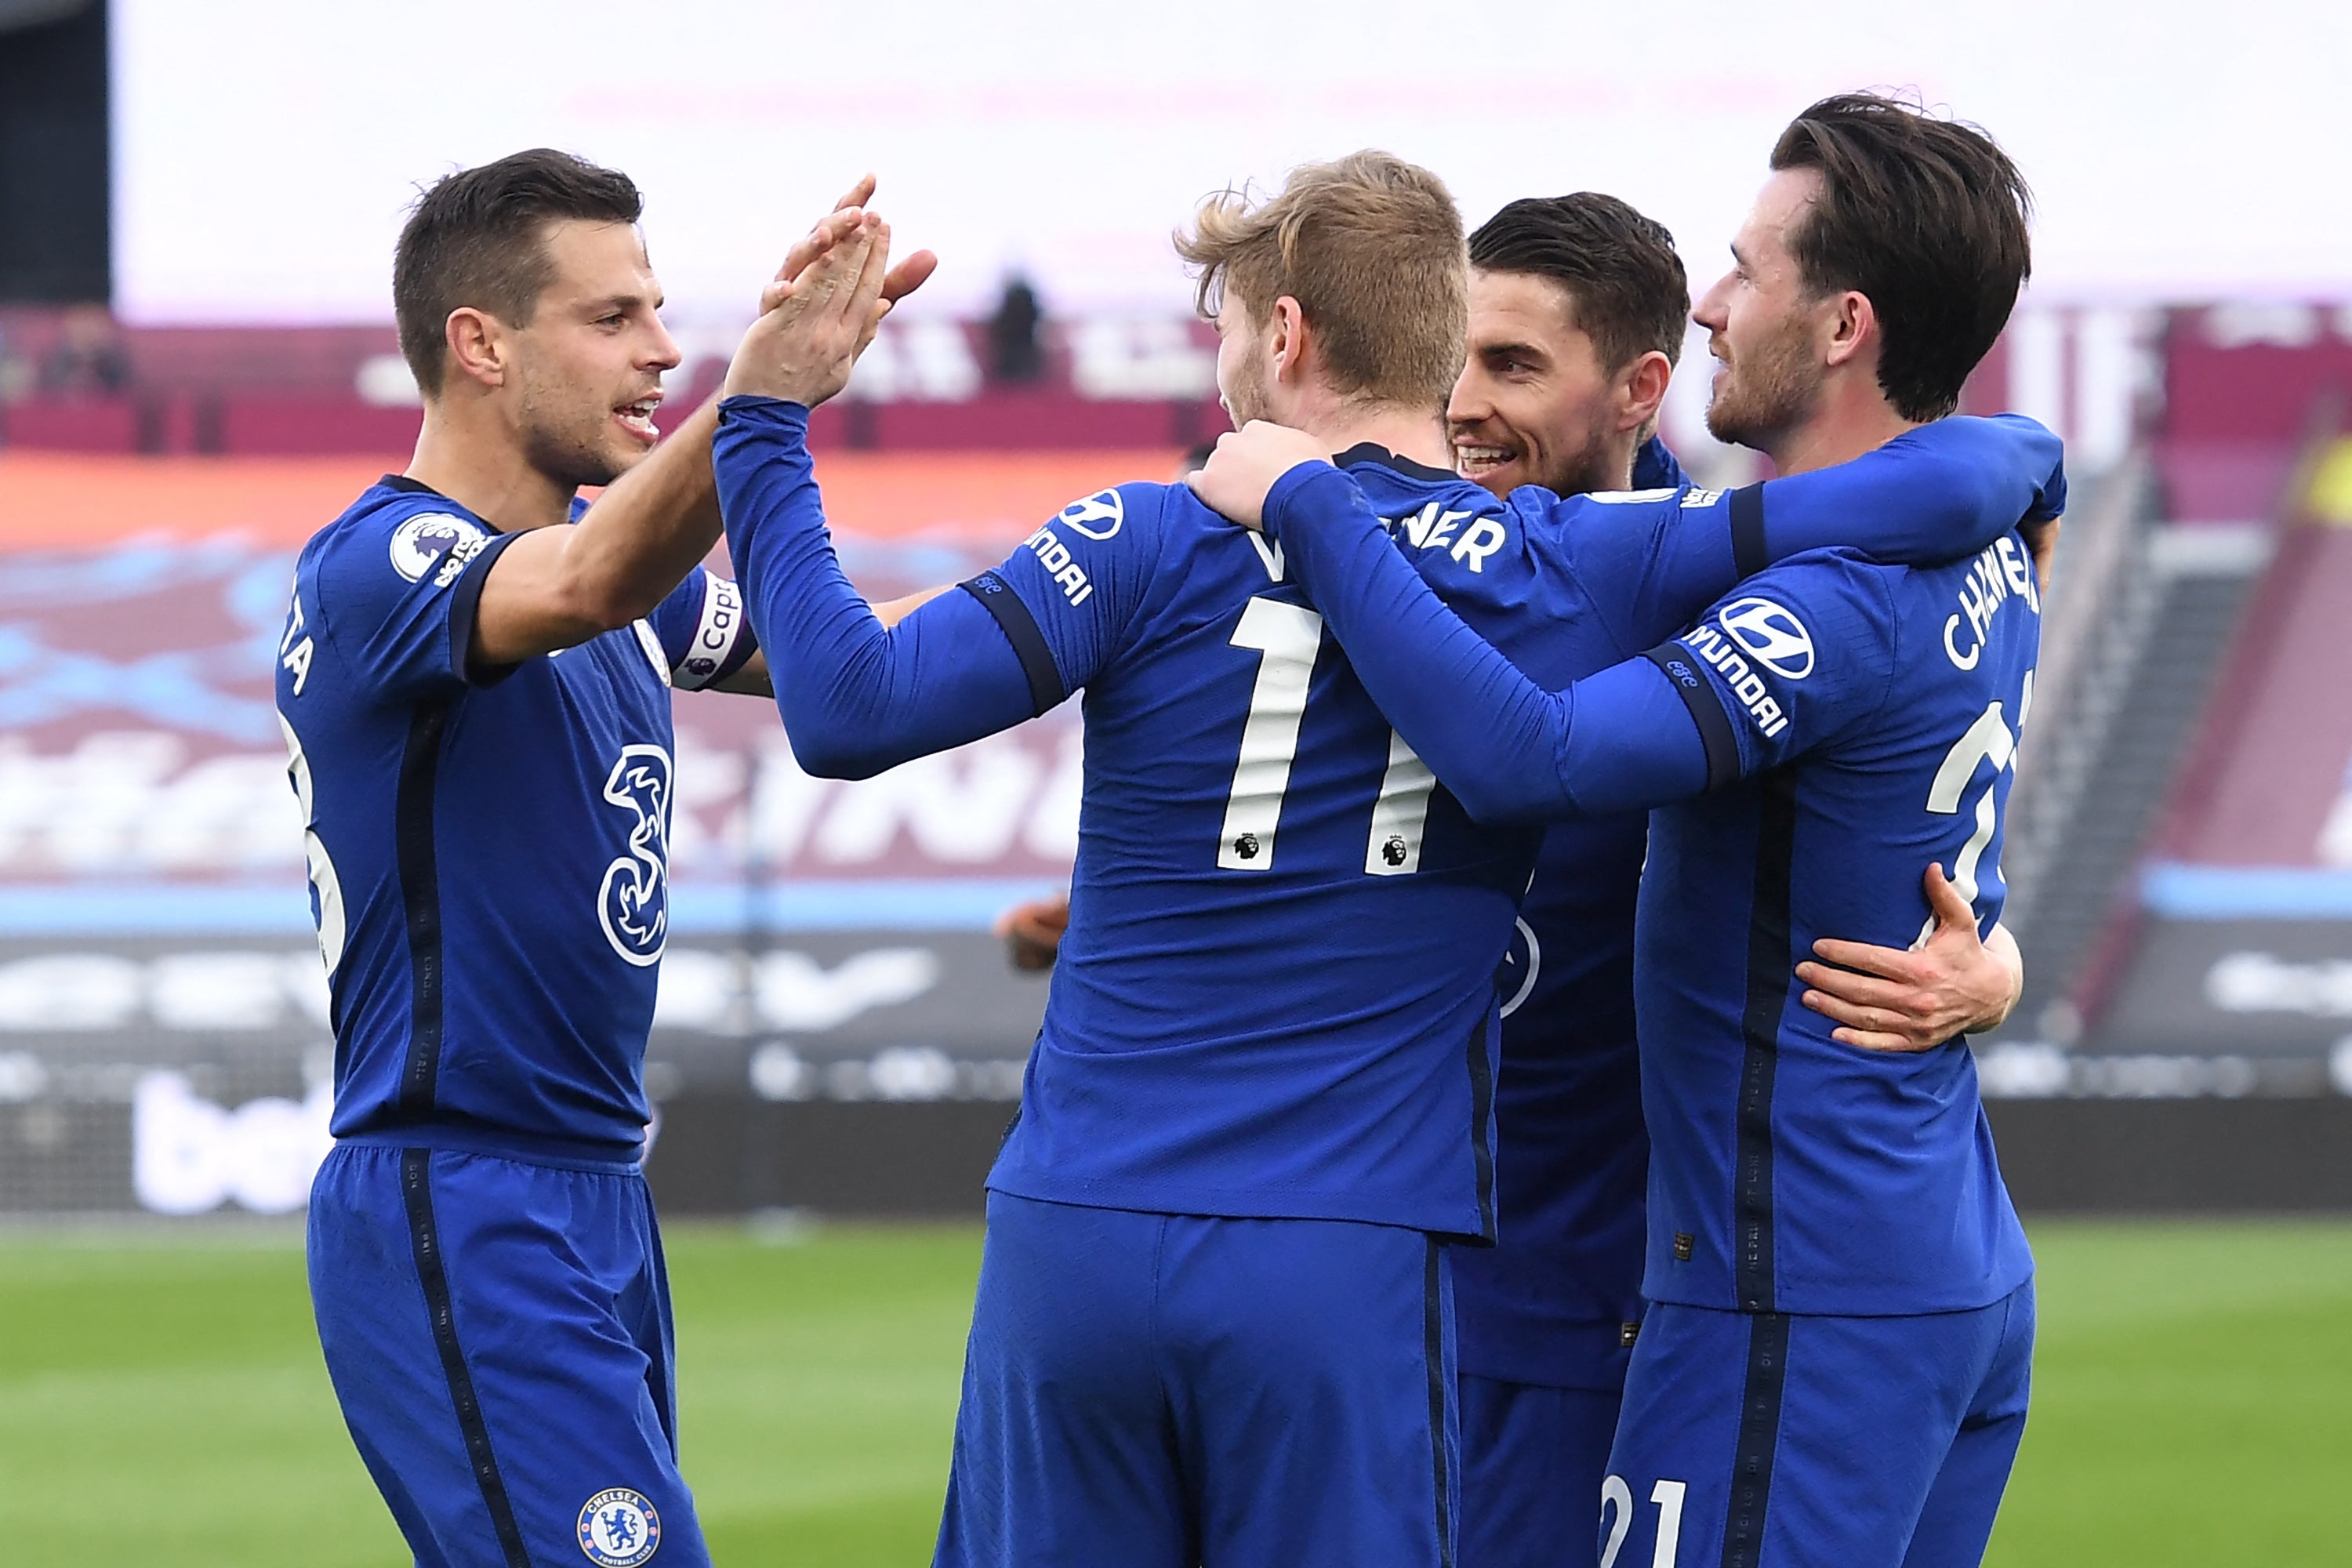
top-left (1217, 596), bottom-right (1437, 878)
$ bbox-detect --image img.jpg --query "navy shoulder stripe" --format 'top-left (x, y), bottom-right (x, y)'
top-left (1730, 484), bottom-right (1769, 580)
top-left (960, 572), bottom-right (1066, 717)
top-left (1642, 644), bottom-right (1740, 791)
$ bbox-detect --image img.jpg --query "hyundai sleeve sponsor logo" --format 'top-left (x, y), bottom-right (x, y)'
top-left (1055, 489), bottom-right (1125, 541)
top-left (1715, 597), bottom-right (1815, 680)
top-left (387, 513), bottom-right (488, 584)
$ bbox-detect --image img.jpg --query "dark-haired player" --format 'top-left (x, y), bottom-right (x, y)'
top-left (1192, 96), bottom-right (2053, 1567)
top-left (713, 147), bottom-right (2056, 1568)
top-left (279, 149), bottom-right (922, 1566)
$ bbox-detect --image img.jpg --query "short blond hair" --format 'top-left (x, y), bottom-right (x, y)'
top-left (1174, 150), bottom-right (1468, 412)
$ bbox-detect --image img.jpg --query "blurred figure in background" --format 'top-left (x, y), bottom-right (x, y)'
top-left (985, 272), bottom-right (1044, 383)
top-left (39, 301), bottom-right (128, 397)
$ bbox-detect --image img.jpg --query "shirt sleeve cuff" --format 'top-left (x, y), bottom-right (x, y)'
top-left (717, 394), bottom-right (814, 430)
top-left (1260, 461), bottom-right (1351, 546)
top-left (447, 529), bottom-right (527, 687)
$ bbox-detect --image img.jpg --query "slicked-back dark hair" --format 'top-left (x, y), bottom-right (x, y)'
top-left (393, 148), bottom-right (643, 397)
top-left (1769, 93), bottom-right (2032, 422)
top-left (1468, 194), bottom-right (1689, 373)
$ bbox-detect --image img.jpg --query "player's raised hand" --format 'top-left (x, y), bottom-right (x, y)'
top-left (1185, 422), bottom-right (1332, 532)
top-left (1796, 863), bottom-right (2022, 1051)
top-left (724, 216), bottom-right (891, 407)
top-left (762, 177), bottom-right (938, 317)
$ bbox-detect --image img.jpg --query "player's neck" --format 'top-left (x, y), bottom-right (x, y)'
top-left (1599, 431), bottom-right (1641, 492)
top-left (405, 404), bottom-right (579, 532)
top-left (1293, 398), bottom-right (1454, 474)
top-left (1766, 377), bottom-right (1919, 477)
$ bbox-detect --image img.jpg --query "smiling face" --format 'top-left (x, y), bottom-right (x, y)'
top-left (1691, 168), bottom-right (1838, 455)
top-left (1447, 268), bottom-right (1625, 497)
top-left (502, 219), bottom-right (681, 489)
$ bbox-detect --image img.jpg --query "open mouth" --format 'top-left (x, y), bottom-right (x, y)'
top-left (1455, 442), bottom-right (1519, 480)
top-left (614, 393), bottom-right (663, 442)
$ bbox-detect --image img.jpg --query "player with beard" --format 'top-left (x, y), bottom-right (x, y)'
top-left (1444, 195), bottom-right (2027, 1568)
top-left (1191, 96), bottom-right (2055, 1567)
top-left (989, 193), bottom-right (2027, 1568)
top-left (713, 150), bottom-right (2057, 1568)
top-left (280, 151), bottom-right (924, 1566)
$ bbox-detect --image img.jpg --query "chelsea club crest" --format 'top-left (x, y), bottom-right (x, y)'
top-left (578, 1488), bottom-right (662, 1566)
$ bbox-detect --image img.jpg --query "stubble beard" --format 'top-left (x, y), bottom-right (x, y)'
top-left (1537, 425), bottom-right (1628, 498)
top-left (1222, 357), bottom-right (1274, 431)
top-left (517, 374), bottom-right (628, 492)
top-left (1704, 316), bottom-right (1822, 456)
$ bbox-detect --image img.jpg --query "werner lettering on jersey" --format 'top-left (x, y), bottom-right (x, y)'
top-left (274, 477), bottom-right (756, 1163)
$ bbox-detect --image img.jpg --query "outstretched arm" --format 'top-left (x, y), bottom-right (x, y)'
top-left (712, 223), bottom-right (1040, 777)
top-left (1236, 460), bottom-right (1711, 823)
top-left (715, 398), bottom-right (1039, 778)
top-left (1570, 414), bottom-right (2067, 648)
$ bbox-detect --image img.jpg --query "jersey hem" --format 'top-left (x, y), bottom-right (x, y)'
top-left (984, 1168), bottom-right (1486, 1243)
top-left (336, 1125), bottom-right (645, 1174)
top-left (1638, 1258), bottom-right (2037, 1319)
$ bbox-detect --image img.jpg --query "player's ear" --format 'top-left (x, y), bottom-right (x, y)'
top-left (1618, 349), bottom-right (1673, 434)
top-left (1267, 295), bottom-right (1309, 386)
top-left (1822, 289), bottom-right (1875, 370)
top-left (443, 307), bottom-right (509, 391)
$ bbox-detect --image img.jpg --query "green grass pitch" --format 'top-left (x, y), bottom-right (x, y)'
top-left (1, 1218), bottom-right (2346, 1565)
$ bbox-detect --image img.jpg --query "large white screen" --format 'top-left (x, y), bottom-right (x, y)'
top-left (114, 0), bottom-right (2351, 324)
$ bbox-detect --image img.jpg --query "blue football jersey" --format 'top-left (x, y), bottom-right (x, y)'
top-left (1455, 814), bottom-right (1650, 1388)
top-left (1450, 436), bottom-right (1689, 1388)
top-left (975, 451), bottom-right (1633, 1238)
top-left (274, 477), bottom-right (755, 1161)
top-left (1638, 540), bottom-right (2041, 1314)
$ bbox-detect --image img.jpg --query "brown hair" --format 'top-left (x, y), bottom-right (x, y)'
top-left (1468, 194), bottom-right (1689, 373)
top-left (1174, 151), bottom-right (1467, 411)
top-left (1770, 93), bottom-right (2032, 422)
top-left (394, 147), bottom-right (644, 397)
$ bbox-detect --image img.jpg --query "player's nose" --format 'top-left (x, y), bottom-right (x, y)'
top-left (1691, 274), bottom-right (1734, 333)
top-left (643, 320), bottom-right (684, 374)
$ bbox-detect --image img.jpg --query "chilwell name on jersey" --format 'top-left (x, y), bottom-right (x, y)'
top-left (1943, 535), bottom-right (2041, 671)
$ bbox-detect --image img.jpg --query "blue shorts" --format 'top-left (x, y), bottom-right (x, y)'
top-left (307, 1142), bottom-right (707, 1568)
top-left (935, 1191), bottom-right (1459, 1568)
top-left (1459, 1374), bottom-right (1623, 1568)
top-left (1602, 1283), bottom-right (2034, 1568)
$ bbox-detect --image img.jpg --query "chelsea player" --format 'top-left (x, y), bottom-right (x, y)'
top-left (713, 151), bottom-right (2057, 1568)
top-left (1190, 97), bottom-right (2051, 1567)
top-left (279, 151), bottom-right (921, 1566)
top-left (1443, 198), bottom-right (2027, 1568)
top-left (988, 192), bottom-right (2030, 1568)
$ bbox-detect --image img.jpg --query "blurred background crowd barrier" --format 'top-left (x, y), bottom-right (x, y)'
top-left (5, 0), bottom-right (2351, 1219)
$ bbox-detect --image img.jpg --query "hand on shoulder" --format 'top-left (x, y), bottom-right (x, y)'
top-left (1184, 421), bottom-right (1331, 532)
